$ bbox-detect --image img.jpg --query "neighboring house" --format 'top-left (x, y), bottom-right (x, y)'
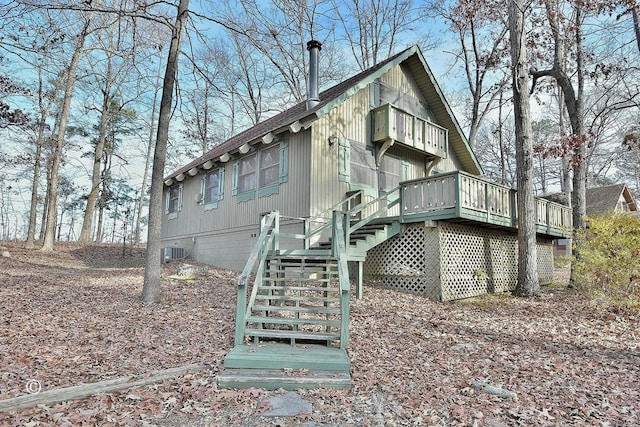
top-left (162, 42), bottom-right (572, 389)
top-left (549, 184), bottom-right (637, 258)
top-left (586, 183), bottom-right (638, 216)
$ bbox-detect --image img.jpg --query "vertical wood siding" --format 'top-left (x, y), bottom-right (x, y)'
top-left (162, 130), bottom-right (311, 247)
top-left (378, 65), bottom-right (464, 174)
top-left (161, 62), bottom-right (469, 271)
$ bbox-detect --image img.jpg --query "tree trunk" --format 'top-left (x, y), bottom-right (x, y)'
top-left (570, 3), bottom-right (586, 231)
top-left (509, 0), bottom-right (539, 297)
top-left (40, 13), bottom-right (93, 251)
top-left (142, 0), bottom-right (190, 303)
top-left (557, 88), bottom-right (572, 206)
top-left (25, 143), bottom-right (42, 249)
top-left (79, 56), bottom-right (113, 244)
top-left (633, 7), bottom-right (640, 54)
top-left (26, 66), bottom-right (51, 249)
top-left (134, 50), bottom-right (163, 246)
top-left (39, 165), bottom-right (50, 242)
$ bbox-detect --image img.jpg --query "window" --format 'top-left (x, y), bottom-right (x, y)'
top-left (238, 154), bottom-right (257, 193)
top-left (165, 183), bottom-right (183, 219)
top-left (260, 145), bottom-right (280, 188)
top-left (233, 142), bottom-right (288, 201)
top-left (377, 81), bottom-right (433, 121)
top-left (201, 167), bottom-right (224, 210)
top-left (338, 138), bottom-right (377, 196)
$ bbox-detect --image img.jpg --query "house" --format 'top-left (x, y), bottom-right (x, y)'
top-left (551, 184), bottom-right (638, 257)
top-left (586, 183), bottom-right (638, 216)
top-left (162, 42), bottom-right (572, 389)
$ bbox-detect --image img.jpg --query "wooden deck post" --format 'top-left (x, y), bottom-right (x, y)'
top-left (356, 261), bottom-right (363, 299)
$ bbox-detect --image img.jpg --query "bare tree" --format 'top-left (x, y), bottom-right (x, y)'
top-left (508, 0), bottom-right (539, 297)
top-left (40, 7), bottom-right (96, 251)
top-left (217, 0), bottom-right (345, 110)
top-left (78, 12), bottom-right (133, 244)
top-left (427, 0), bottom-right (511, 148)
top-left (333, 0), bottom-right (417, 70)
top-left (142, 0), bottom-right (189, 304)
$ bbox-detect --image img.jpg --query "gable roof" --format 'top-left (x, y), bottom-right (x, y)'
top-left (586, 183), bottom-right (638, 215)
top-left (165, 45), bottom-right (482, 183)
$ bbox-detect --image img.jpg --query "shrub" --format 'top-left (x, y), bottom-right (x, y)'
top-left (573, 213), bottom-right (640, 309)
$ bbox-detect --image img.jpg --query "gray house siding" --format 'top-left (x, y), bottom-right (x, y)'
top-left (161, 130), bottom-right (312, 270)
top-left (161, 51), bottom-right (479, 272)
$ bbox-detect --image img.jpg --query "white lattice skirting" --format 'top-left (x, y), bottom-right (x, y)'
top-left (363, 222), bottom-right (554, 301)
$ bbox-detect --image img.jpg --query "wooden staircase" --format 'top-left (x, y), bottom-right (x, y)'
top-left (220, 191), bottom-right (401, 390)
top-left (244, 255), bottom-right (343, 345)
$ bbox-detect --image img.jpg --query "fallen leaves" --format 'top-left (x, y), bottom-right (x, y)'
top-left (1, 242), bottom-right (639, 425)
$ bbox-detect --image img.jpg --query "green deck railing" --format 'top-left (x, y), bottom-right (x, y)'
top-left (400, 171), bottom-right (572, 237)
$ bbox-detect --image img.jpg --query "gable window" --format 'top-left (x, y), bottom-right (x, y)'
top-left (373, 81), bottom-right (434, 122)
top-left (165, 183), bottom-right (183, 219)
top-left (233, 142), bottom-right (289, 201)
top-left (201, 167), bottom-right (224, 210)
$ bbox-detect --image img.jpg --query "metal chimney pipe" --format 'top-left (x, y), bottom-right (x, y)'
top-left (306, 40), bottom-right (322, 110)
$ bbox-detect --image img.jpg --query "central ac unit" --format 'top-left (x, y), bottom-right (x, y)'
top-left (161, 247), bottom-right (185, 263)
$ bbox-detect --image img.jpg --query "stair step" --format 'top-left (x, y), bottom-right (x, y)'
top-left (270, 257), bottom-right (336, 264)
top-left (261, 273), bottom-right (338, 281)
top-left (255, 294), bottom-right (341, 303)
top-left (257, 285), bottom-right (341, 293)
top-left (252, 305), bottom-right (341, 314)
top-left (245, 328), bottom-right (341, 341)
top-left (221, 343), bottom-right (351, 390)
top-left (218, 368), bottom-right (351, 390)
top-left (247, 316), bottom-right (341, 327)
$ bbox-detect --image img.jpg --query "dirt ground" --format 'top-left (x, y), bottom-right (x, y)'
top-left (1, 241), bottom-right (639, 426)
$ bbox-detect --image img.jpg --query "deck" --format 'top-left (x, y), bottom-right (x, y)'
top-left (398, 171), bottom-right (572, 238)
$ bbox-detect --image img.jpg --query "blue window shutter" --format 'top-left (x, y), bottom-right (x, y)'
top-left (232, 161), bottom-right (239, 196)
top-left (338, 138), bottom-right (350, 182)
top-left (279, 141), bottom-right (289, 183)
top-left (219, 166), bottom-right (225, 200)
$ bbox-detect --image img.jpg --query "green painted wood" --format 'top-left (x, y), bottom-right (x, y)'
top-left (260, 276), bottom-right (338, 284)
top-left (254, 295), bottom-right (340, 303)
top-left (400, 207), bottom-right (569, 238)
top-left (223, 344), bottom-right (350, 371)
top-left (218, 368), bottom-right (351, 390)
top-left (252, 305), bottom-right (341, 314)
top-left (270, 249), bottom-right (333, 257)
top-left (256, 285), bottom-right (340, 292)
top-left (247, 316), bottom-right (341, 327)
top-left (244, 328), bottom-right (341, 341)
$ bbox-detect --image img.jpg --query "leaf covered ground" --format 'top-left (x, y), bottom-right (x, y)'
top-left (1, 242), bottom-right (639, 426)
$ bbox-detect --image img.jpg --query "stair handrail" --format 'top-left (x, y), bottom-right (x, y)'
top-left (346, 186), bottom-right (401, 236)
top-left (234, 211), bottom-right (278, 345)
top-left (301, 191), bottom-right (365, 248)
top-left (332, 211), bottom-right (351, 349)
